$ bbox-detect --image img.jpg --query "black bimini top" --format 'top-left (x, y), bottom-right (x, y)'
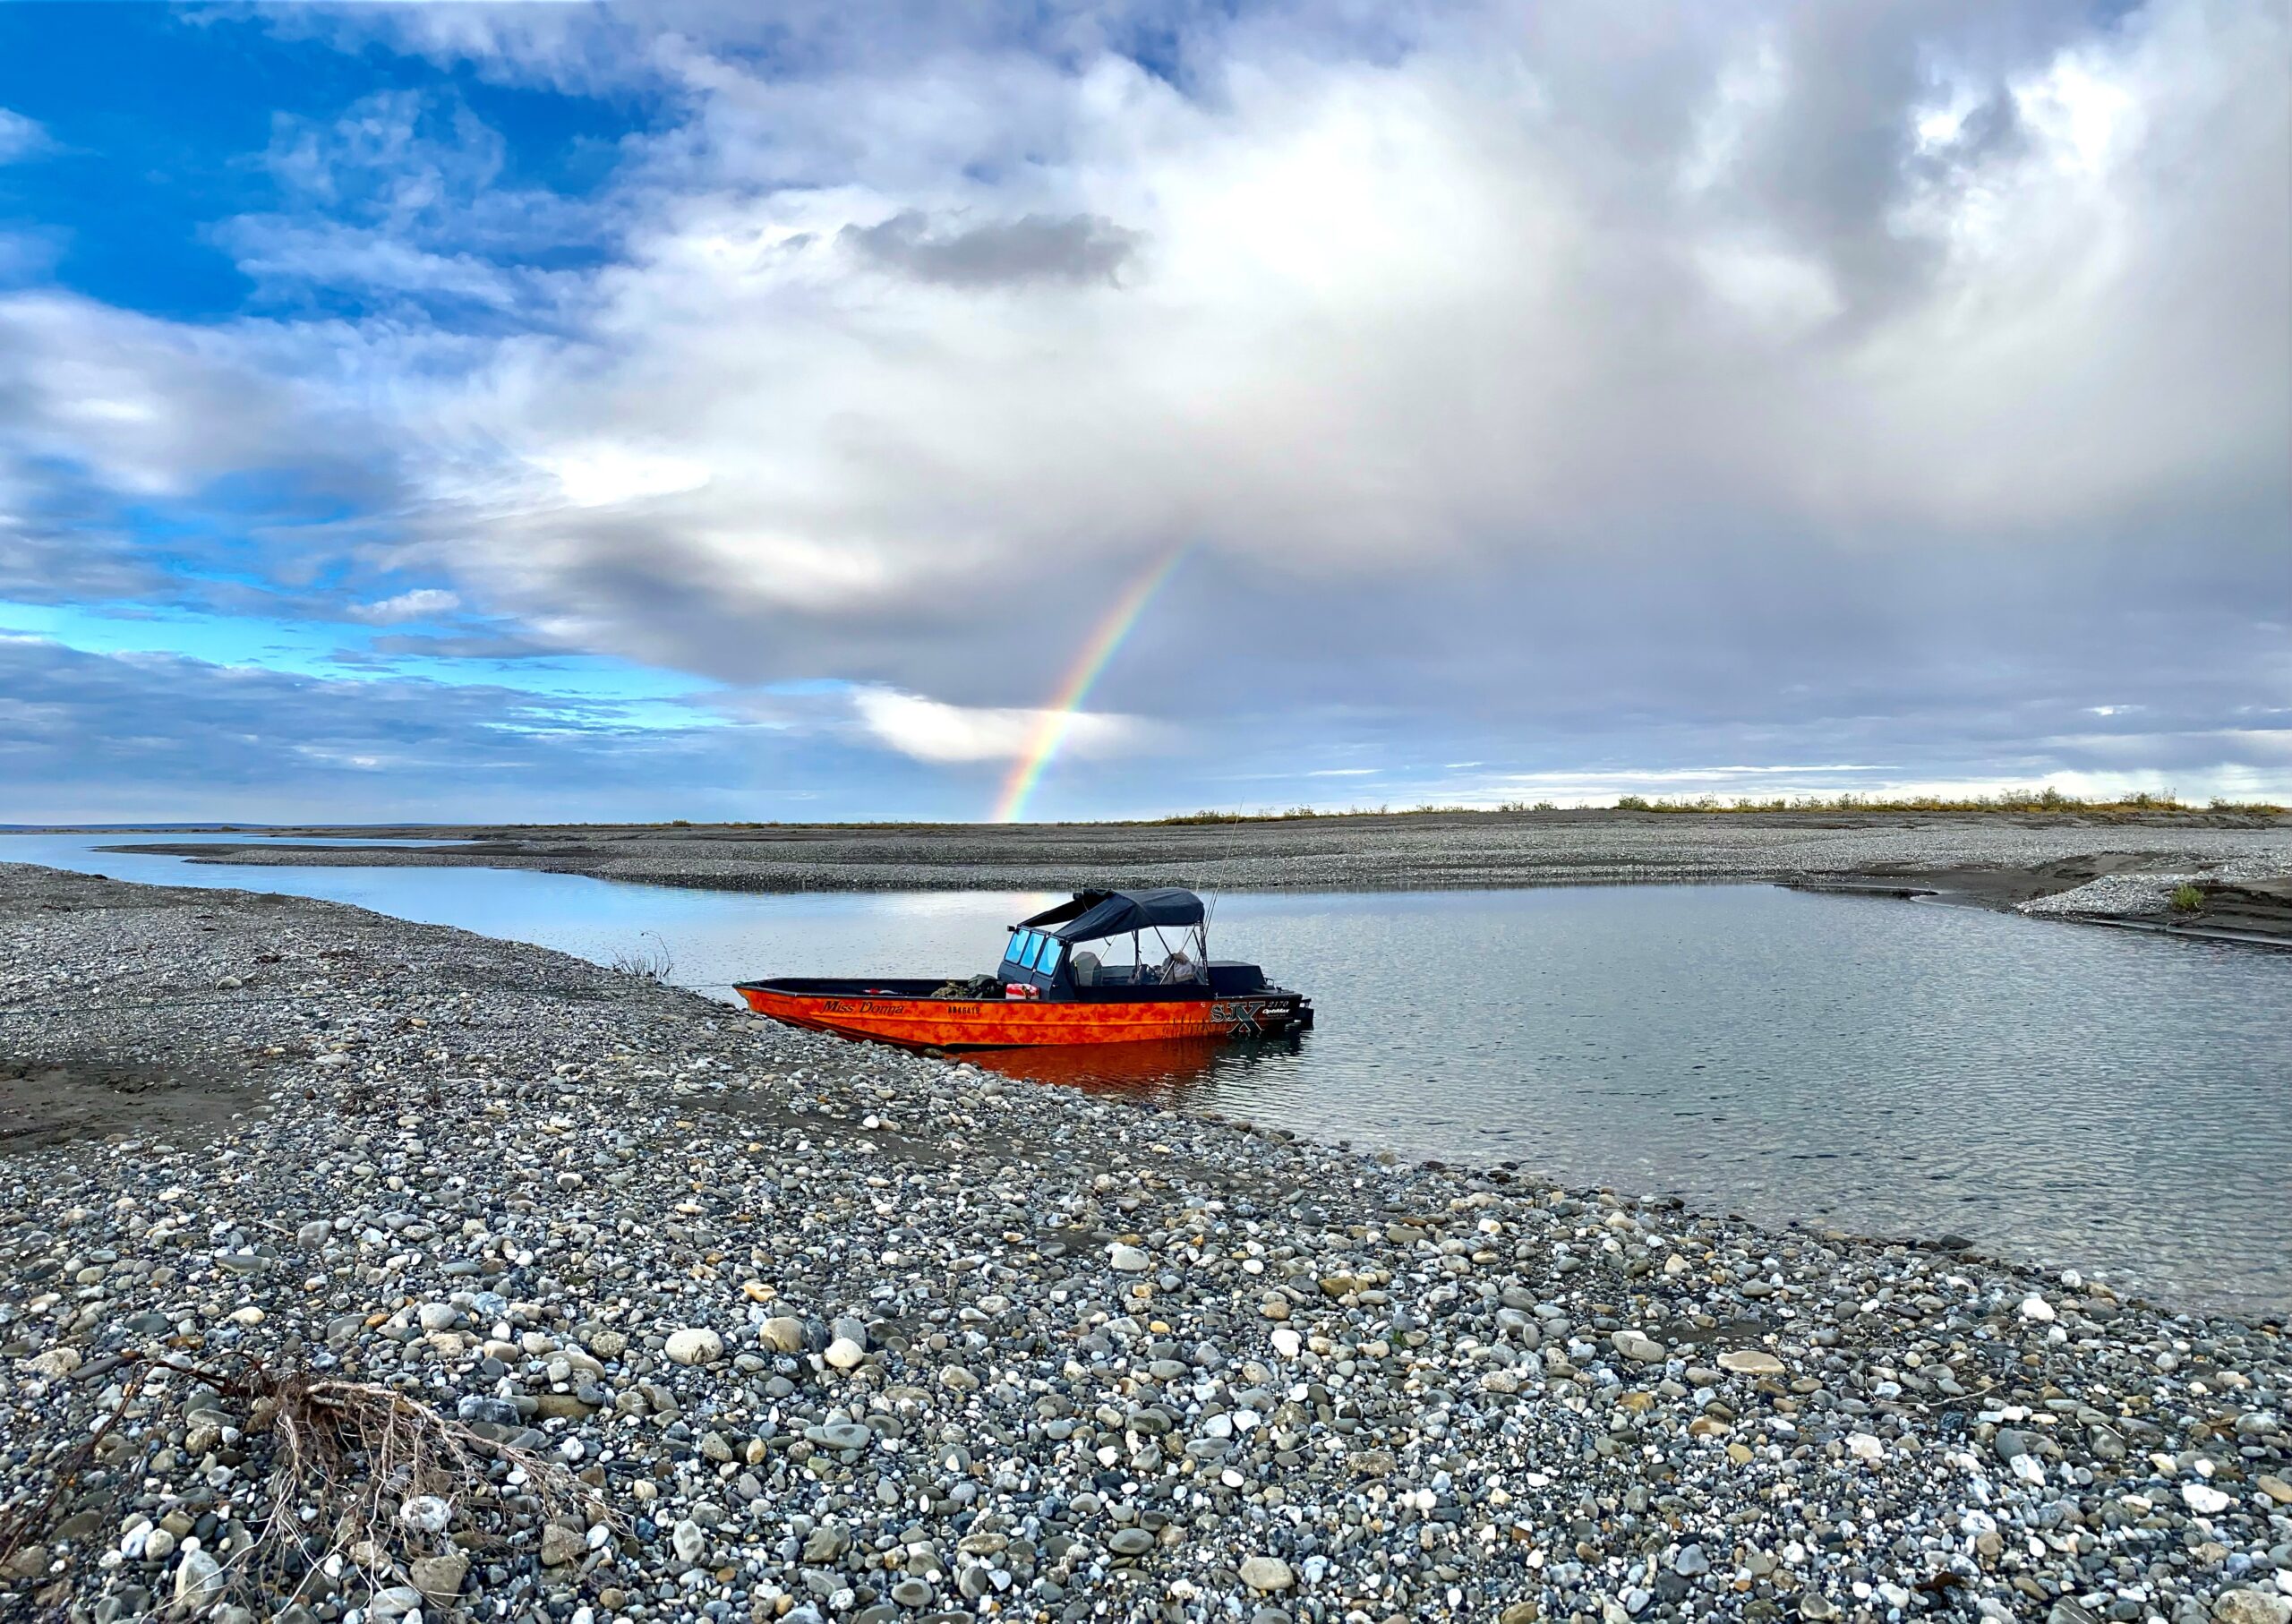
top-left (1018, 887), bottom-right (1205, 944)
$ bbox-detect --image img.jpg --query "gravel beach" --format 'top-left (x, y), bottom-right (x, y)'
top-left (96, 812), bottom-right (2292, 944)
top-left (4, 861), bottom-right (2288, 1624)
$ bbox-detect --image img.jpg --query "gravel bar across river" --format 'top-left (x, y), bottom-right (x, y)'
top-left (90, 808), bottom-right (2290, 908)
top-left (3, 862), bottom-right (2288, 1624)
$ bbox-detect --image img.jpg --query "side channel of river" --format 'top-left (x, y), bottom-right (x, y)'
top-left (6, 833), bottom-right (2288, 1319)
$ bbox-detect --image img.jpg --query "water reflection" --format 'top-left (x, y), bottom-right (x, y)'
top-left (971, 1032), bottom-right (1305, 1100)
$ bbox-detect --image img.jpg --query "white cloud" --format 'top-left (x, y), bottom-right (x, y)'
top-left (348, 588), bottom-right (461, 625)
top-left (851, 687), bottom-right (1147, 764)
top-left (276, 0), bottom-right (2280, 708)
top-left (534, 447), bottom-right (713, 508)
top-left (0, 109), bottom-right (47, 165)
top-left (0, 291), bottom-right (380, 500)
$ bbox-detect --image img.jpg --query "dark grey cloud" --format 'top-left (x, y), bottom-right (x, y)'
top-left (0, 637), bottom-right (885, 822)
top-left (842, 209), bottom-right (1140, 288)
top-left (0, 518), bottom-right (154, 603)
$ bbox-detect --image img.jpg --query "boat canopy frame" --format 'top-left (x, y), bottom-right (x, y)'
top-left (1007, 888), bottom-right (1213, 989)
top-left (1018, 887), bottom-right (1206, 944)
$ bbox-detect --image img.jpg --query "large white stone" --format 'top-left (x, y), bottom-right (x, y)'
top-left (174, 1549), bottom-right (225, 1611)
top-left (1240, 1556), bottom-right (1295, 1592)
top-left (1611, 1330), bottom-right (1665, 1364)
top-left (664, 1327), bottom-right (723, 1365)
top-left (24, 1347), bottom-right (81, 1379)
top-left (2214, 1590), bottom-right (2292, 1624)
top-left (2183, 1482), bottom-right (2232, 1515)
top-left (398, 1495), bottom-right (451, 1534)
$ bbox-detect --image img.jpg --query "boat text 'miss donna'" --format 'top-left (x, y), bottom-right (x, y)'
top-left (735, 888), bottom-right (1313, 1052)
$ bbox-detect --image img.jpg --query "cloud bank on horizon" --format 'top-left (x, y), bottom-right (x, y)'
top-left (0, 0), bottom-right (2284, 822)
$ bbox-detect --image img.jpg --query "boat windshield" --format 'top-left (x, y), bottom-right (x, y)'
top-left (1005, 928), bottom-right (1065, 977)
top-left (1008, 929), bottom-right (1067, 970)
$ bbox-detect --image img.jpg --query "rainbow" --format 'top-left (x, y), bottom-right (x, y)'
top-left (992, 546), bottom-right (1190, 823)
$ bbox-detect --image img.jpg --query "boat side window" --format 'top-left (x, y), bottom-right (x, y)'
top-left (1037, 938), bottom-right (1065, 977)
top-left (1005, 931), bottom-right (1029, 965)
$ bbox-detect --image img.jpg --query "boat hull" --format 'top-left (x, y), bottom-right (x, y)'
top-left (734, 979), bottom-right (1312, 1051)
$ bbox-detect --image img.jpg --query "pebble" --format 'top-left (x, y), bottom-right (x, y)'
top-left (1240, 1555), bottom-right (1295, 1592)
top-left (2215, 1593), bottom-right (2292, 1624)
top-left (1611, 1329), bottom-right (1664, 1363)
top-left (172, 1549), bottom-right (223, 1610)
top-left (408, 1551), bottom-right (469, 1601)
top-left (0, 864), bottom-right (2286, 1624)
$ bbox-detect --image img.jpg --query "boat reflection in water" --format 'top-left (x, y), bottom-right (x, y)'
top-left (967, 1031), bottom-right (1306, 1104)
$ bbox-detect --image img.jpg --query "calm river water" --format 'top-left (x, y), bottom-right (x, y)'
top-left (8, 833), bottom-right (2288, 1318)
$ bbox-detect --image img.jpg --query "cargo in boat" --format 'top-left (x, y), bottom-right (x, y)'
top-left (734, 887), bottom-right (1313, 1051)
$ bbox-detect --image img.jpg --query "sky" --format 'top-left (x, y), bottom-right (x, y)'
top-left (0, 0), bottom-right (2285, 824)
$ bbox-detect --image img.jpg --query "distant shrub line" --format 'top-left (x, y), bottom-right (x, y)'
top-left (1151, 788), bottom-right (2284, 823)
top-left (1613, 788), bottom-right (2280, 815)
top-left (1157, 800), bottom-right (1559, 824)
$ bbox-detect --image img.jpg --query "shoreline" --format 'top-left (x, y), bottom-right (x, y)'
top-left (3, 861), bottom-right (2288, 1623)
top-left (48, 808), bottom-right (2292, 944)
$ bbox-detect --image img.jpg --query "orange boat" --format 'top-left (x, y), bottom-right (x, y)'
top-left (736, 887), bottom-right (1313, 1052)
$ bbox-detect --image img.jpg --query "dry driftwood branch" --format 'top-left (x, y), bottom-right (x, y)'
top-left (1, 1350), bottom-right (601, 1605)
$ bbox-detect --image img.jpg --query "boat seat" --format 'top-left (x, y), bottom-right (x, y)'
top-left (1072, 950), bottom-right (1101, 987)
